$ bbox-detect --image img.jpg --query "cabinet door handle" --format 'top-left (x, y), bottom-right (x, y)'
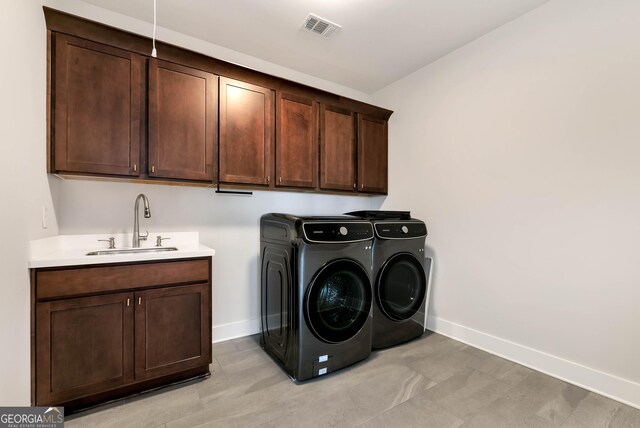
top-left (138, 297), bottom-right (142, 305)
top-left (353, 183), bottom-right (356, 190)
top-left (126, 298), bottom-right (130, 307)
top-left (151, 165), bottom-right (156, 173)
top-left (279, 176), bottom-right (282, 184)
top-left (267, 176), bottom-right (270, 183)
top-left (133, 164), bottom-right (137, 172)
top-left (360, 184), bottom-right (364, 190)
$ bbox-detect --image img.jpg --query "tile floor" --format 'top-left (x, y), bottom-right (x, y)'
top-left (67, 332), bottom-right (640, 427)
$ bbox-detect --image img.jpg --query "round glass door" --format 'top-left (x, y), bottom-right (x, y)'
top-left (377, 253), bottom-right (426, 321)
top-left (305, 259), bottom-right (372, 343)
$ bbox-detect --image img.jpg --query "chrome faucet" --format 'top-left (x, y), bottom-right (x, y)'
top-left (133, 194), bottom-right (151, 247)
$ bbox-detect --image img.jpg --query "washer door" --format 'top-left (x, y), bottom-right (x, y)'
top-left (305, 259), bottom-right (372, 344)
top-left (377, 253), bottom-right (426, 321)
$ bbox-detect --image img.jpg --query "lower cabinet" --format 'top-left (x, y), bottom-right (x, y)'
top-left (32, 258), bottom-right (212, 411)
top-left (135, 284), bottom-right (211, 380)
top-left (35, 292), bottom-right (135, 405)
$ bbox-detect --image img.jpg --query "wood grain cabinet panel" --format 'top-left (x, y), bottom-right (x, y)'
top-left (134, 284), bottom-right (211, 380)
top-left (276, 93), bottom-right (318, 188)
top-left (219, 77), bottom-right (274, 185)
top-left (320, 105), bottom-right (356, 192)
top-left (148, 59), bottom-right (217, 182)
top-left (32, 257), bottom-right (212, 411)
top-left (35, 292), bottom-right (134, 404)
top-left (53, 34), bottom-right (141, 176)
top-left (357, 114), bottom-right (388, 194)
top-left (36, 258), bottom-right (210, 300)
top-left (46, 14), bottom-right (393, 193)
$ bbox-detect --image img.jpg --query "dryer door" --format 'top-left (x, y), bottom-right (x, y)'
top-left (377, 253), bottom-right (426, 321)
top-left (305, 259), bottom-right (372, 344)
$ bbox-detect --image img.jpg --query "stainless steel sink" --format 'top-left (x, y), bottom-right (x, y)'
top-left (86, 247), bottom-right (179, 256)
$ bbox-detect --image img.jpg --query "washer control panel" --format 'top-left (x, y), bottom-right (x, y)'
top-left (302, 222), bottom-right (373, 243)
top-left (374, 222), bottom-right (427, 239)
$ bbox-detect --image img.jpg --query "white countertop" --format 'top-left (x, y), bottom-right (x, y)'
top-left (28, 232), bottom-right (215, 268)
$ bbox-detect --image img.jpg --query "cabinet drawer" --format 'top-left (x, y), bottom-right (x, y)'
top-left (36, 258), bottom-right (210, 300)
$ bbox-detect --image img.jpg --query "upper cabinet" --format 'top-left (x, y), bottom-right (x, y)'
top-left (320, 107), bottom-right (389, 194)
top-left (52, 34), bottom-right (142, 176)
top-left (148, 59), bottom-right (217, 182)
top-left (320, 105), bottom-right (356, 192)
top-left (276, 93), bottom-right (318, 189)
top-left (219, 77), bottom-right (274, 186)
top-left (45, 8), bottom-right (392, 194)
top-left (357, 114), bottom-right (388, 194)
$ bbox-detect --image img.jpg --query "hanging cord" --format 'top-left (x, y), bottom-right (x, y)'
top-left (151, 0), bottom-right (157, 57)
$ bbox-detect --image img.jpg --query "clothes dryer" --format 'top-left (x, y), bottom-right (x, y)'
top-left (347, 211), bottom-right (428, 349)
top-left (260, 214), bottom-right (374, 381)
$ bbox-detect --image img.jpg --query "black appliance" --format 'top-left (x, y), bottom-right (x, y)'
top-left (260, 214), bottom-right (374, 381)
top-left (348, 211), bottom-right (429, 349)
top-left (345, 210), bottom-right (411, 220)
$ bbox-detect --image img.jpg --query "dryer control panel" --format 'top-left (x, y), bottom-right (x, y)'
top-left (374, 222), bottom-right (427, 239)
top-left (302, 222), bottom-right (373, 243)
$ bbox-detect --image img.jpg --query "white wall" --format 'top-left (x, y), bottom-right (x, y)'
top-left (42, 0), bottom-right (372, 102)
top-left (373, 0), bottom-right (640, 408)
top-left (55, 181), bottom-right (382, 340)
top-left (41, 0), bottom-right (383, 340)
top-left (0, 0), bottom-right (60, 406)
top-left (8, 0), bottom-right (639, 410)
top-left (0, 0), bottom-right (382, 406)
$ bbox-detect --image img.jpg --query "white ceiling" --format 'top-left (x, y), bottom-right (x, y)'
top-left (78, 0), bottom-right (550, 94)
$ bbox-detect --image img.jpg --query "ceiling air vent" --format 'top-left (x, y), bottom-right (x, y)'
top-left (301, 13), bottom-right (341, 38)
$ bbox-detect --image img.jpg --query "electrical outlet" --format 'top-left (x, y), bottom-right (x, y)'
top-left (42, 206), bottom-right (47, 229)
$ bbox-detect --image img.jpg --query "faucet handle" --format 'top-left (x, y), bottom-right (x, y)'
top-left (156, 236), bottom-right (171, 247)
top-left (139, 230), bottom-right (149, 241)
top-left (98, 237), bottom-right (116, 249)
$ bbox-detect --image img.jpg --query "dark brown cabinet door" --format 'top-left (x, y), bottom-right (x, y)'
top-left (219, 77), bottom-right (274, 185)
top-left (357, 114), bottom-right (388, 194)
top-left (148, 59), bottom-right (217, 182)
top-left (135, 284), bottom-right (211, 380)
top-left (320, 105), bottom-right (356, 191)
top-left (35, 292), bottom-right (134, 405)
top-left (53, 34), bottom-right (141, 176)
top-left (276, 93), bottom-right (318, 188)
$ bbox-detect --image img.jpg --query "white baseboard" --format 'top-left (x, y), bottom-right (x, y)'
top-left (426, 316), bottom-right (640, 410)
top-left (212, 318), bottom-right (261, 343)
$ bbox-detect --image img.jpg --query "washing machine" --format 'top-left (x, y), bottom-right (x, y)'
top-left (347, 211), bottom-right (429, 349)
top-left (260, 214), bottom-right (374, 381)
